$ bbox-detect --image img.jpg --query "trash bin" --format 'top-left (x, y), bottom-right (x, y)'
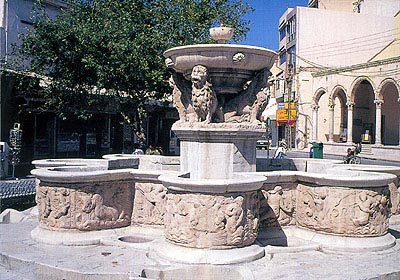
top-left (312, 142), bottom-right (323, 159)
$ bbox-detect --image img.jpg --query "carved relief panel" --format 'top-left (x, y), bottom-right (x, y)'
top-left (388, 179), bottom-right (400, 215)
top-left (164, 190), bottom-right (259, 249)
top-left (259, 183), bottom-right (296, 228)
top-left (296, 184), bottom-right (391, 236)
top-left (131, 183), bottom-right (167, 226)
top-left (36, 181), bottom-right (133, 231)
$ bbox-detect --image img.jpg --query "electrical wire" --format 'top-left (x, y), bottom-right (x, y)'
top-left (299, 40), bottom-right (400, 59)
top-left (292, 52), bottom-right (400, 78)
top-left (298, 28), bottom-right (398, 53)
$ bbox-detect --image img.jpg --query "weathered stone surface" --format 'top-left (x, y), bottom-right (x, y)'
top-left (259, 184), bottom-right (296, 228)
top-left (164, 190), bottom-right (259, 249)
top-left (36, 181), bottom-right (133, 231)
top-left (389, 180), bottom-right (400, 215)
top-left (169, 64), bottom-right (269, 125)
top-left (296, 184), bottom-right (391, 236)
top-left (174, 126), bottom-right (263, 178)
top-left (131, 183), bottom-right (167, 226)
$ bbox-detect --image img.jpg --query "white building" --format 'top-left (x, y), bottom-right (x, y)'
top-left (277, 0), bottom-right (400, 160)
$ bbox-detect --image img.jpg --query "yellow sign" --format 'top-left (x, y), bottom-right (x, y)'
top-left (284, 102), bottom-right (296, 110)
top-left (276, 109), bottom-right (296, 122)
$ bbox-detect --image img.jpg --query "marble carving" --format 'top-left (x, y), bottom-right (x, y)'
top-left (296, 184), bottom-right (390, 236)
top-left (164, 191), bottom-right (259, 249)
top-left (260, 184), bottom-right (296, 228)
top-left (131, 183), bottom-right (167, 225)
top-left (169, 65), bottom-right (270, 125)
top-left (36, 182), bottom-right (132, 230)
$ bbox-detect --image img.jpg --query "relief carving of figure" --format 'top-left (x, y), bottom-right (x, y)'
top-left (224, 196), bottom-right (245, 245)
top-left (163, 192), bottom-right (261, 248)
top-left (164, 194), bottom-right (196, 245)
top-left (353, 191), bottom-right (377, 227)
top-left (297, 184), bottom-right (390, 236)
top-left (52, 188), bottom-right (71, 219)
top-left (388, 182), bottom-right (400, 215)
top-left (191, 65), bottom-right (218, 123)
top-left (261, 186), bottom-right (294, 227)
top-left (223, 68), bottom-right (270, 123)
top-left (169, 72), bottom-right (193, 122)
top-left (313, 189), bottom-right (328, 224)
top-left (132, 183), bottom-right (166, 225)
top-left (36, 187), bottom-right (51, 219)
top-left (243, 191), bottom-right (259, 244)
top-left (82, 193), bottom-right (123, 229)
top-left (36, 187), bottom-right (71, 227)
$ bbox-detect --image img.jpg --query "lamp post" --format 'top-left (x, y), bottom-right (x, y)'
top-left (9, 123), bottom-right (22, 179)
top-left (265, 117), bottom-right (272, 159)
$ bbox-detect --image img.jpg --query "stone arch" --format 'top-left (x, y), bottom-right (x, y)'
top-left (331, 85), bottom-right (347, 102)
top-left (312, 87), bottom-right (329, 142)
top-left (378, 78), bottom-right (400, 101)
top-left (378, 78), bottom-right (400, 145)
top-left (349, 76), bottom-right (377, 103)
top-left (350, 76), bottom-right (376, 144)
top-left (312, 87), bottom-right (327, 105)
top-left (329, 85), bottom-right (347, 142)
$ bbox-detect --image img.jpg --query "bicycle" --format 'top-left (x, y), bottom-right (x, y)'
top-left (343, 147), bottom-right (361, 164)
top-left (343, 154), bottom-right (361, 164)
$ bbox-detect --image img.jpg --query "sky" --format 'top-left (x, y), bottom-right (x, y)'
top-left (239, 0), bottom-right (309, 50)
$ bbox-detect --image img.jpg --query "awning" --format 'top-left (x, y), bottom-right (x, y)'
top-left (261, 97), bottom-right (278, 121)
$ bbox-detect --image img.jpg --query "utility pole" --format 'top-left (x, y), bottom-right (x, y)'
top-left (286, 51), bottom-right (294, 150)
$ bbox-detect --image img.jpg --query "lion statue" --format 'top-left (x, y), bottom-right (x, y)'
top-left (191, 65), bottom-right (218, 123)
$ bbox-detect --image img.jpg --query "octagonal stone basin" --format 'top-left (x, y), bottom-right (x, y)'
top-left (164, 44), bottom-right (276, 95)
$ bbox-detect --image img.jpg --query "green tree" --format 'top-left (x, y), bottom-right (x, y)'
top-left (13, 0), bottom-right (253, 134)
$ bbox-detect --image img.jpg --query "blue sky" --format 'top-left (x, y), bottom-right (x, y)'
top-left (239, 0), bottom-right (309, 50)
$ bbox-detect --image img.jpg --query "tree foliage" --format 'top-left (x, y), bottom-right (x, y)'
top-left (14, 0), bottom-right (253, 131)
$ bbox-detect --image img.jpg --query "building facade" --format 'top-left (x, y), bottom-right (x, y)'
top-left (277, 0), bottom-right (400, 159)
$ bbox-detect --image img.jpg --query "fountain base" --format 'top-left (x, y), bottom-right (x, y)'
top-left (154, 240), bottom-right (265, 264)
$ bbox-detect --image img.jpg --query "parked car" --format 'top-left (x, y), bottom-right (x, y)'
top-left (256, 137), bottom-right (271, 150)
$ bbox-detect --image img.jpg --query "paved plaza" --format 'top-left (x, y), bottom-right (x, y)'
top-left (0, 211), bottom-right (399, 280)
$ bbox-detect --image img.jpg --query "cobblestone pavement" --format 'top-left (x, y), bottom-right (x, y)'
top-left (0, 179), bottom-right (35, 199)
top-left (0, 179), bottom-right (35, 212)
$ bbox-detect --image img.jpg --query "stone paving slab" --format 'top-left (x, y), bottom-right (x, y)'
top-left (1, 216), bottom-right (400, 280)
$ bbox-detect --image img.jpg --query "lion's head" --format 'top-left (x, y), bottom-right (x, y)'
top-left (191, 65), bottom-right (208, 88)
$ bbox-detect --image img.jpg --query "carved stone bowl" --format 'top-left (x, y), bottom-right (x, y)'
top-left (209, 26), bottom-right (234, 43)
top-left (164, 44), bottom-right (276, 95)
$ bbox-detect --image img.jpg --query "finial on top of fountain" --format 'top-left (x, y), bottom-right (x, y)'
top-left (209, 23), bottom-right (234, 44)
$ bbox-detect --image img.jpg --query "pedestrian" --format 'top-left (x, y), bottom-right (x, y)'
top-left (132, 143), bottom-right (144, 155)
top-left (145, 144), bottom-right (161, 155)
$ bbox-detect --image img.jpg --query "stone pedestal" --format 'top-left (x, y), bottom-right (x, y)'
top-left (159, 123), bottom-right (266, 253)
top-left (173, 123), bottom-right (264, 179)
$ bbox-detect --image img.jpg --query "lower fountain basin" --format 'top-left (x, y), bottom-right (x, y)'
top-left (159, 172), bottom-right (266, 193)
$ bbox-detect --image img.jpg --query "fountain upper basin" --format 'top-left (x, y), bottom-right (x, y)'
top-left (164, 44), bottom-right (277, 95)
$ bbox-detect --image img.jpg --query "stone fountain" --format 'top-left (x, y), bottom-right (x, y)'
top-left (156, 26), bottom-right (276, 261)
top-left (2, 26), bottom-right (400, 280)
